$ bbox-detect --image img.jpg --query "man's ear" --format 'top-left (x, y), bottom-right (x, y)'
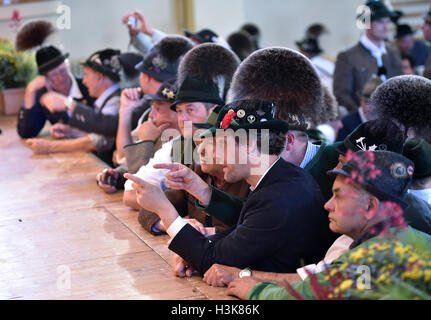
top-left (285, 131), bottom-right (295, 151)
top-left (364, 196), bottom-right (380, 220)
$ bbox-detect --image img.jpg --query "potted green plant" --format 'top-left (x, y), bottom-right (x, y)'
top-left (0, 38), bottom-right (37, 115)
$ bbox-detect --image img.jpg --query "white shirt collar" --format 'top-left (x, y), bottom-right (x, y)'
top-left (68, 73), bottom-right (83, 99)
top-left (94, 83), bottom-right (120, 110)
top-left (249, 157), bottom-right (281, 192)
top-left (408, 189), bottom-right (431, 206)
top-left (358, 106), bottom-right (368, 123)
top-left (360, 34), bottom-right (387, 56)
top-left (299, 141), bottom-right (320, 168)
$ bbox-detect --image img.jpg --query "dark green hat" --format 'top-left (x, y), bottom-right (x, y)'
top-left (196, 100), bottom-right (290, 137)
top-left (403, 138), bottom-right (431, 179)
top-left (170, 75), bottom-right (225, 111)
top-left (334, 119), bottom-right (404, 156)
top-left (361, 0), bottom-right (397, 21)
top-left (81, 49), bottom-right (122, 82)
top-left (328, 151), bottom-right (414, 209)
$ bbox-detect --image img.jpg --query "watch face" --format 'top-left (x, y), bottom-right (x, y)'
top-left (239, 269), bottom-right (251, 278)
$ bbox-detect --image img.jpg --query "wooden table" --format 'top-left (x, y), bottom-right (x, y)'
top-left (0, 116), bottom-right (232, 300)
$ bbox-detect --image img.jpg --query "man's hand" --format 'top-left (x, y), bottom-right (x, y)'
top-left (203, 264), bottom-right (241, 287)
top-left (153, 163), bottom-right (212, 206)
top-left (226, 277), bottom-right (260, 300)
top-left (96, 169), bottom-right (119, 194)
top-left (122, 10), bottom-right (154, 36)
top-left (24, 76), bottom-right (50, 109)
top-left (26, 138), bottom-right (54, 155)
top-left (40, 91), bottom-right (67, 113)
top-left (120, 88), bottom-right (145, 115)
top-left (137, 119), bottom-right (170, 142)
top-left (172, 254), bottom-right (195, 278)
top-left (124, 173), bottom-right (170, 213)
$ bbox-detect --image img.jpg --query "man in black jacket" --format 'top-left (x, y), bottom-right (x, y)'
top-left (17, 45), bottom-right (94, 139)
top-left (126, 101), bottom-right (337, 276)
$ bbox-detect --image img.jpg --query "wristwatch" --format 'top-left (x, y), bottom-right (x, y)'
top-left (64, 96), bottom-right (74, 111)
top-left (239, 267), bottom-right (252, 278)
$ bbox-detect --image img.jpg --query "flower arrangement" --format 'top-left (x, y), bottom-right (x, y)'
top-left (289, 236), bottom-right (431, 300)
top-left (0, 38), bottom-right (37, 90)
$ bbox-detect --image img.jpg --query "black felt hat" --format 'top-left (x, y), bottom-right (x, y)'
top-left (170, 75), bottom-right (225, 111)
top-left (196, 100), bottom-right (290, 136)
top-left (328, 151), bottom-right (413, 209)
top-left (403, 138), bottom-right (431, 179)
top-left (144, 78), bottom-right (178, 103)
top-left (333, 119), bottom-right (404, 156)
top-left (183, 29), bottom-right (218, 44)
top-left (395, 24), bottom-right (415, 39)
top-left (36, 45), bottom-right (69, 75)
top-left (296, 37), bottom-right (323, 55)
top-left (118, 52), bottom-right (143, 78)
top-left (81, 49), bottom-right (122, 82)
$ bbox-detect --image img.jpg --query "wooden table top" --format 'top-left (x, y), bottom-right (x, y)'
top-left (0, 115), bottom-right (233, 300)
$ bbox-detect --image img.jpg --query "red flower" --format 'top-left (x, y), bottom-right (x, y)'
top-left (220, 109), bottom-right (236, 129)
top-left (11, 10), bottom-right (22, 22)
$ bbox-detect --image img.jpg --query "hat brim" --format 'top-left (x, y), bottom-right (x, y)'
top-left (38, 53), bottom-right (69, 74)
top-left (327, 168), bottom-right (409, 209)
top-left (170, 96), bottom-right (225, 111)
top-left (198, 120), bottom-right (290, 139)
top-left (143, 93), bottom-right (171, 102)
top-left (333, 141), bottom-right (347, 155)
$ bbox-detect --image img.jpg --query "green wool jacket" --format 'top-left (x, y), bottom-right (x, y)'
top-left (246, 226), bottom-right (431, 300)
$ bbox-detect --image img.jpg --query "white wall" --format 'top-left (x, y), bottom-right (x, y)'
top-left (193, 0), bottom-right (366, 60)
top-left (1, 0), bottom-right (428, 69)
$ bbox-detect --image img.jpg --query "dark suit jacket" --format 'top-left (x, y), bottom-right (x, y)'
top-left (17, 77), bottom-right (94, 138)
top-left (169, 158), bottom-right (338, 275)
top-left (68, 100), bottom-right (149, 137)
top-left (333, 42), bottom-right (402, 112)
top-left (336, 111), bottom-right (363, 142)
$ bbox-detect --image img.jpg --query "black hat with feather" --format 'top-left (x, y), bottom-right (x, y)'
top-left (15, 20), bottom-right (69, 75)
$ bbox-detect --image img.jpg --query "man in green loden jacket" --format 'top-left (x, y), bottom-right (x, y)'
top-left (226, 150), bottom-right (431, 300)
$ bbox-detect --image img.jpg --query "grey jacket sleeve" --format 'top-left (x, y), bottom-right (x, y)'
top-left (68, 102), bottom-right (118, 136)
top-left (333, 51), bottom-right (359, 112)
top-left (124, 140), bottom-right (156, 174)
top-left (130, 29), bottom-right (166, 55)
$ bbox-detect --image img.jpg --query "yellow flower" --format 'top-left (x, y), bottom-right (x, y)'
top-left (408, 254), bottom-right (419, 264)
top-left (330, 269), bottom-right (338, 277)
top-left (339, 262), bottom-right (349, 270)
top-left (376, 274), bottom-right (387, 283)
top-left (339, 279), bottom-right (353, 291)
top-left (334, 288), bottom-right (340, 294)
top-left (401, 267), bottom-right (424, 280)
top-left (377, 243), bottom-right (390, 251)
top-left (328, 293), bottom-right (334, 299)
top-left (349, 248), bottom-right (365, 262)
top-left (425, 270), bottom-right (431, 283)
top-left (367, 257), bottom-right (373, 263)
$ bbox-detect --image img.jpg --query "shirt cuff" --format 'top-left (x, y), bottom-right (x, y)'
top-left (296, 264), bottom-right (317, 280)
top-left (166, 216), bottom-right (187, 238)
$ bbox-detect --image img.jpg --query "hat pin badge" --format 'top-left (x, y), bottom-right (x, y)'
top-left (237, 109), bottom-right (246, 118)
top-left (390, 163), bottom-right (407, 179)
top-left (247, 115), bottom-right (256, 123)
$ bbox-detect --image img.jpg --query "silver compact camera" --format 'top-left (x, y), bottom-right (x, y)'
top-left (127, 16), bottom-right (137, 28)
